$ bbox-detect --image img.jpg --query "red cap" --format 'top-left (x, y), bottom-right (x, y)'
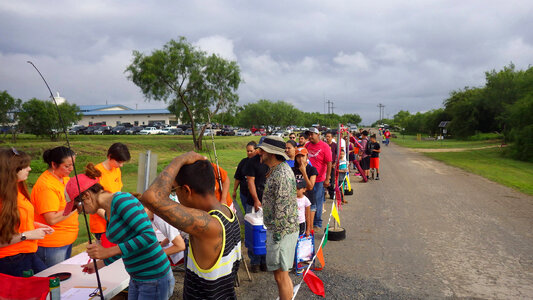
top-left (63, 174), bottom-right (99, 216)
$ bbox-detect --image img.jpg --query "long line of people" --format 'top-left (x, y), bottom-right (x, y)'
top-left (0, 128), bottom-right (383, 299)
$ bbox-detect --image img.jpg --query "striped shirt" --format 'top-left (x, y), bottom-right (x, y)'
top-left (103, 192), bottom-right (170, 281)
top-left (184, 206), bottom-right (241, 299)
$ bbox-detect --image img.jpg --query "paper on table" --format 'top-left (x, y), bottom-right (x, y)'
top-left (62, 286), bottom-right (106, 300)
top-left (61, 252), bottom-right (90, 265)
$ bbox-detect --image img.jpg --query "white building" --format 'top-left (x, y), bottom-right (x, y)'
top-left (78, 104), bottom-right (178, 126)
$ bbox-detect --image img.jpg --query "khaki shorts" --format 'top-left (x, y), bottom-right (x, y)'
top-left (266, 231), bottom-right (298, 272)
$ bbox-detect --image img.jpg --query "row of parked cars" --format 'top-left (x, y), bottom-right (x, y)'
top-left (67, 125), bottom-right (194, 135)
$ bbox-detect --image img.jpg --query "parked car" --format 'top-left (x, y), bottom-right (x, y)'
top-left (111, 126), bottom-right (126, 135)
top-left (138, 127), bottom-right (160, 135)
top-left (216, 128), bottom-right (235, 136)
top-left (94, 126), bottom-right (112, 135)
top-left (165, 128), bottom-right (183, 135)
top-left (273, 131), bottom-right (284, 137)
top-left (125, 126), bottom-right (143, 135)
top-left (84, 126), bottom-right (98, 135)
top-left (184, 128), bottom-right (193, 135)
top-left (236, 129), bottom-right (252, 136)
top-left (203, 129), bottom-right (214, 136)
top-left (68, 125), bottom-right (86, 135)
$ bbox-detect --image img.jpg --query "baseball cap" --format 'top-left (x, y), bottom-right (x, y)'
top-left (305, 127), bottom-right (319, 135)
top-left (295, 147), bottom-right (308, 156)
top-left (63, 174), bottom-right (100, 216)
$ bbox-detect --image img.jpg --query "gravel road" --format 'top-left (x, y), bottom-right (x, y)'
top-left (172, 141), bottom-right (533, 299)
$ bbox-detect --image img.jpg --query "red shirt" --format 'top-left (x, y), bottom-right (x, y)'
top-left (305, 141), bottom-right (332, 182)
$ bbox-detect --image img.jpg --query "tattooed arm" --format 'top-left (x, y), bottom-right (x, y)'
top-left (140, 151), bottom-right (222, 239)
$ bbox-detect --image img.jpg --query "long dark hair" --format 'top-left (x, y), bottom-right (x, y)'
top-left (0, 148), bottom-right (31, 244)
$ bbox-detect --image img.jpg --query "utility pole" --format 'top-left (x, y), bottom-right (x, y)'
top-left (377, 103), bottom-right (385, 123)
top-left (331, 103), bottom-right (336, 115)
top-left (326, 100), bottom-right (334, 114)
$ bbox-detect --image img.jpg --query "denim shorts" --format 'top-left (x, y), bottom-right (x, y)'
top-left (0, 252), bottom-right (46, 276)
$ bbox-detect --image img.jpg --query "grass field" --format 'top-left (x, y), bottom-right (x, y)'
top-left (390, 135), bottom-right (533, 196)
top-left (5, 134), bottom-right (256, 246)
top-left (392, 134), bottom-right (502, 149)
top-left (424, 148), bottom-right (533, 196)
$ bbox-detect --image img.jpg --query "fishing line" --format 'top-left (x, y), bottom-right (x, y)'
top-left (27, 61), bottom-right (105, 300)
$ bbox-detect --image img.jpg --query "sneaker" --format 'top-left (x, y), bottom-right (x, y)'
top-left (375, 176), bottom-right (380, 180)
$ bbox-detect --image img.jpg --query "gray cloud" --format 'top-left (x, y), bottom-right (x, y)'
top-left (1, 0), bottom-right (532, 123)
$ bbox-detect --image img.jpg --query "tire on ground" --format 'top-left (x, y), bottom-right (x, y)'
top-left (328, 227), bottom-right (346, 241)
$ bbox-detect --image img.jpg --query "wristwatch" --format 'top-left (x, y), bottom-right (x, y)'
top-left (20, 232), bottom-right (27, 241)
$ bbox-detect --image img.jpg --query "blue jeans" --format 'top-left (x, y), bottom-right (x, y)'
top-left (244, 204), bottom-right (266, 266)
top-left (36, 244), bottom-right (72, 268)
top-left (240, 191), bottom-right (250, 215)
top-left (128, 270), bottom-right (174, 300)
top-left (312, 182), bottom-right (325, 228)
top-left (0, 252), bottom-right (47, 276)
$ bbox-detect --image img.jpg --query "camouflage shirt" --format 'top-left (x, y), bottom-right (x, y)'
top-left (263, 161), bottom-right (298, 242)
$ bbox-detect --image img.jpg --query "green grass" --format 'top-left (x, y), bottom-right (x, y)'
top-left (392, 134), bottom-right (502, 149)
top-left (425, 148), bottom-right (533, 196)
top-left (5, 134), bottom-right (256, 246)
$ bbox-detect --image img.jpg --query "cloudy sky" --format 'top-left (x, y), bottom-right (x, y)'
top-left (1, 1), bottom-right (532, 124)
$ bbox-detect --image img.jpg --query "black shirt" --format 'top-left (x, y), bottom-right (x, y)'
top-left (369, 142), bottom-right (381, 158)
top-left (234, 157), bottom-right (249, 196)
top-left (243, 155), bottom-right (269, 205)
top-left (292, 164), bottom-right (319, 205)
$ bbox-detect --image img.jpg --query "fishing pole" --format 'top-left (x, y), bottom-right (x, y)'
top-left (27, 61), bottom-right (105, 300)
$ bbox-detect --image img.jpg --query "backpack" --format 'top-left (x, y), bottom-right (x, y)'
top-left (365, 139), bottom-right (372, 155)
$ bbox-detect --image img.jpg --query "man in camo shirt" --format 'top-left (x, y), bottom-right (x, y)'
top-left (256, 136), bottom-right (298, 300)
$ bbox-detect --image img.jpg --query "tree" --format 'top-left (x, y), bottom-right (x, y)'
top-left (125, 37), bottom-right (241, 150)
top-left (18, 99), bottom-right (81, 140)
top-left (0, 91), bottom-right (22, 142)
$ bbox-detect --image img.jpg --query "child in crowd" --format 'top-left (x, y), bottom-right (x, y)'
top-left (369, 134), bottom-right (381, 180)
top-left (338, 149), bottom-right (349, 204)
top-left (296, 179), bottom-right (311, 237)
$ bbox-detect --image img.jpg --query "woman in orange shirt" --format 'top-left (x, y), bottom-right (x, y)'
top-left (31, 146), bottom-right (78, 267)
top-left (90, 143), bottom-right (130, 242)
top-left (0, 148), bottom-right (54, 276)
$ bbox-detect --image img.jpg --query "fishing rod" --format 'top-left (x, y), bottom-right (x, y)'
top-left (27, 61), bottom-right (105, 300)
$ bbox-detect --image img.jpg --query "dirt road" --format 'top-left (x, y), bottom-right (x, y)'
top-left (173, 142), bottom-right (533, 299)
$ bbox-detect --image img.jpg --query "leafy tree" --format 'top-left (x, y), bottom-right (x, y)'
top-left (0, 90), bottom-right (22, 142)
top-left (18, 99), bottom-right (81, 140)
top-left (125, 37), bottom-right (241, 150)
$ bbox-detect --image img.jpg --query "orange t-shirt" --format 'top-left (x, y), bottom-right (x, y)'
top-left (30, 171), bottom-right (78, 247)
top-left (211, 163), bottom-right (233, 207)
top-left (89, 162), bottom-right (123, 234)
top-left (0, 190), bottom-right (38, 258)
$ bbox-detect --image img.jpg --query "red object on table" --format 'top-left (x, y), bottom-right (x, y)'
top-left (0, 273), bottom-right (51, 300)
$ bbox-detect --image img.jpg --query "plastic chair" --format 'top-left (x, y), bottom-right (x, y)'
top-left (0, 273), bottom-right (51, 300)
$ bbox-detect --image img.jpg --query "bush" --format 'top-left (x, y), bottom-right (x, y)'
top-left (467, 132), bottom-right (503, 141)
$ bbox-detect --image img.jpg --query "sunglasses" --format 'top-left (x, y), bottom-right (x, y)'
top-left (11, 147), bottom-right (20, 156)
top-left (289, 136), bottom-right (296, 140)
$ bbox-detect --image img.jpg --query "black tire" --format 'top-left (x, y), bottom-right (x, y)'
top-left (328, 227), bottom-right (346, 241)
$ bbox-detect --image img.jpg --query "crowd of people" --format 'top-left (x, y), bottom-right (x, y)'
top-left (0, 127), bottom-right (387, 300)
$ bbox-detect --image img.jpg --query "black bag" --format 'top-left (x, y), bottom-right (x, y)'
top-left (365, 139), bottom-right (372, 155)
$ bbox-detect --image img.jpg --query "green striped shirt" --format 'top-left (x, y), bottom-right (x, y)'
top-left (103, 192), bottom-right (170, 281)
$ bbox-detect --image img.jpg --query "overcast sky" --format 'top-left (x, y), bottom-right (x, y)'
top-left (1, 1), bottom-right (532, 124)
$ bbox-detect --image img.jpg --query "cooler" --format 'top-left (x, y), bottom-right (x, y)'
top-left (244, 208), bottom-right (267, 255)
